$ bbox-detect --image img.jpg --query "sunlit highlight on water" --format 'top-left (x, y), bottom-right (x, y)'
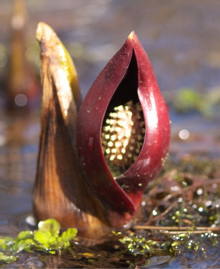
top-left (179, 129), bottom-right (190, 140)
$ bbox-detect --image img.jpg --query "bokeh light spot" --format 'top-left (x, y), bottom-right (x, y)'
top-left (14, 94), bottom-right (28, 107)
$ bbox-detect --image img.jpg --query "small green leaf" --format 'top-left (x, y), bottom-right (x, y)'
top-left (0, 237), bottom-right (14, 243)
top-left (16, 230), bottom-right (32, 241)
top-left (33, 230), bottom-right (51, 247)
top-left (0, 239), bottom-right (7, 251)
top-left (62, 241), bottom-right (71, 248)
top-left (13, 239), bottom-right (34, 253)
top-left (38, 219), bottom-right (60, 237)
top-left (61, 228), bottom-right (77, 242)
top-left (49, 250), bottom-right (56, 254)
top-left (48, 235), bottom-right (58, 247)
top-left (0, 252), bottom-right (17, 264)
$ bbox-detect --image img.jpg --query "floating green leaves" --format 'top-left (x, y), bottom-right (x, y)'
top-left (38, 218), bottom-right (61, 236)
top-left (117, 232), bottom-right (160, 256)
top-left (0, 218), bottom-right (77, 264)
top-left (0, 252), bottom-right (17, 264)
top-left (115, 229), bottom-right (219, 260)
top-left (174, 88), bottom-right (202, 114)
top-left (167, 87), bottom-right (220, 119)
top-left (33, 219), bottom-right (77, 254)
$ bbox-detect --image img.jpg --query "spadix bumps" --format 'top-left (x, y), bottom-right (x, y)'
top-left (102, 101), bottom-right (145, 176)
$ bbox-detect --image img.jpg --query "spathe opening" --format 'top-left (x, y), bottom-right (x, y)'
top-left (101, 51), bottom-right (145, 178)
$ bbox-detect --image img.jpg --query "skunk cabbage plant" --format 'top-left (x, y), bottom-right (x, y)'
top-left (33, 23), bottom-right (170, 238)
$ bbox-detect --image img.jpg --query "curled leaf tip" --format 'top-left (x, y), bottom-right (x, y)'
top-left (36, 22), bottom-right (53, 44)
top-left (36, 22), bottom-right (44, 41)
top-left (36, 22), bottom-right (82, 109)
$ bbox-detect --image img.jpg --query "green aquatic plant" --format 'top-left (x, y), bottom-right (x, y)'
top-left (115, 229), bottom-right (219, 261)
top-left (0, 252), bottom-right (17, 264)
top-left (115, 231), bottom-right (161, 256)
top-left (0, 219), bottom-right (77, 264)
top-left (174, 88), bottom-right (202, 113)
top-left (168, 87), bottom-right (220, 119)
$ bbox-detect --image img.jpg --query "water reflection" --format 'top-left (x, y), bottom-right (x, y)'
top-left (0, 113), bottom-right (39, 237)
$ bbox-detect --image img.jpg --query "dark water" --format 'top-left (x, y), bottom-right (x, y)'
top-left (0, 0), bottom-right (220, 267)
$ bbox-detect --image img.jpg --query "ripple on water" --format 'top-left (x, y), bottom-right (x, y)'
top-left (144, 255), bottom-right (172, 268)
top-left (22, 257), bottom-right (44, 268)
top-left (166, 239), bottom-right (220, 269)
top-left (7, 211), bottom-right (36, 236)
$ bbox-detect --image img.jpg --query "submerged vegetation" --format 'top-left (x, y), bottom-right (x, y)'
top-left (166, 87), bottom-right (220, 119)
